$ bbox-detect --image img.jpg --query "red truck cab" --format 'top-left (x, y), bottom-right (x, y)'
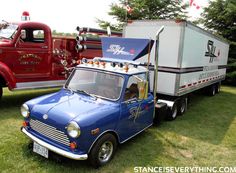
top-left (0, 21), bottom-right (102, 99)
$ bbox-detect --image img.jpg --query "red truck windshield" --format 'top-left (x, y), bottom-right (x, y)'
top-left (0, 23), bottom-right (18, 39)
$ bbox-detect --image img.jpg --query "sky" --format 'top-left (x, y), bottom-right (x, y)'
top-left (0, 0), bottom-right (209, 33)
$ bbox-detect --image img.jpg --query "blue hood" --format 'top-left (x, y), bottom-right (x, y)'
top-left (27, 89), bottom-right (116, 129)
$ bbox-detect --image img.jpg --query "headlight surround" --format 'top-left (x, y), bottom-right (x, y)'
top-left (21, 104), bottom-right (30, 118)
top-left (67, 121), bottom-right (81, 138)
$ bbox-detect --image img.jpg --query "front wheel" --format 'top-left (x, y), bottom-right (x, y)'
top-left (89, 133), bottom-right (117, 168)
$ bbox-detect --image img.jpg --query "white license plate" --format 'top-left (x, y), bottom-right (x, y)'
top-left (33, 142), bottom-right (48, 159)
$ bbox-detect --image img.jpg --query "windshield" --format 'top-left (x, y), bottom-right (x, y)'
top-left (0, 23), bottom-right (18, 39)
top-left (66, 69), bottom-right (124, 100)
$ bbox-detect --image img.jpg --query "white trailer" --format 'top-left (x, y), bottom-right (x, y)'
top-left (123, 20), bottom-right (229, 120)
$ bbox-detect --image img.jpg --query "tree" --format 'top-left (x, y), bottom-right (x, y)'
top-left (98, 0), bottom-right (188, 31)
top-left (199, 0), bottom-right (236, 85)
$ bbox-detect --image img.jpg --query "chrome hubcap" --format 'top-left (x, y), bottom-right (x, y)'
top-left (98, 141), bottom-right (113, 163)
top-left (172, 106), bottom-right (177, 118)
top-left (180, 99), bottom-right (187, 113)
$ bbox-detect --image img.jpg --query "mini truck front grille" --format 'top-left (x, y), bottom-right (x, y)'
top-left (30, 119), bottom-right (70, 146)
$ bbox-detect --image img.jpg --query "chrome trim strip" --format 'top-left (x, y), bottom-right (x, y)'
top-left (15, 80), bottom-right (66, 90)
top-left (21, 127), bottom-right (88, 160)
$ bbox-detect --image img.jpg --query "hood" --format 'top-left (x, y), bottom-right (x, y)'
top-left (28, 89), bottom-right (116, 129)
top-left (0, 39), bottom-right (13, 46)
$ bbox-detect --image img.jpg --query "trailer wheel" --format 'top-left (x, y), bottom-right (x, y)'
top-left (166, 103), bottom-right (178, 121)
top-left (209, 85), bottom-right (216, 96)
top-left (178, 97), bottom-right (187, 116)
top-left (216, 83), bottom-right (221, 94)
top-left (89, 133), bottom-right (117, 168)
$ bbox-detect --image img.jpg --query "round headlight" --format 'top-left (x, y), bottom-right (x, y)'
top-left (21, 104), bottom-right (30, 118)
top-left (67, 121), bottom-right (81, 138)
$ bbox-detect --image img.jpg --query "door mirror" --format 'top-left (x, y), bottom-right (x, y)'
top-left (137, 81), bottom-right (148, 100)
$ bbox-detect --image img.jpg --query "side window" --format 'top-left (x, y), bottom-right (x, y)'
top-left (19, 28), bottom-right (45, 43)
top-left (124, 74), bottom-right (146, 101)
top-left (33, 30), bottom-right (44, 43)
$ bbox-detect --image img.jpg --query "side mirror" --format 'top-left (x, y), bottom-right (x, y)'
top-left (137, 81), bottom-right (148, 100)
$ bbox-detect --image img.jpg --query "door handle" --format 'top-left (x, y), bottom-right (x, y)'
top-left (42, 46), bottom-right (48, 49)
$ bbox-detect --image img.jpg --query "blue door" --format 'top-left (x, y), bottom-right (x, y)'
top-left (116, 74), bottom-right (154, 142)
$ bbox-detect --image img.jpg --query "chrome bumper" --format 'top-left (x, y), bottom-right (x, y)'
top-left (21, 127), bottom-right (88, 160)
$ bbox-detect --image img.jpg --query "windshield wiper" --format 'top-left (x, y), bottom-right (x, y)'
top-left (76, 89), bottom-right (97, 100)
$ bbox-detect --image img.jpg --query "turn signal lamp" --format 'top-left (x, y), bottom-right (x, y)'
top-left (94, 61), bottom-right (99, 66)
top-left (70, 142), bottom-right (77, 150)
top-left (88, 61), bottom-right (94, 65)
top-left (22, 121), bottom-right (28, 127)
top-left (100, 62), bottom-right (106, 68)
top-left (124, 65), bottom-right (129, 72)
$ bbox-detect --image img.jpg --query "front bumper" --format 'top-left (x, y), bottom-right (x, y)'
top-left (21, 127), bottom-right (88, 160)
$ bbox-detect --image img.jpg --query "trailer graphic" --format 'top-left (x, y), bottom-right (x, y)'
top-left (205, 40), bottom-right (219, 63)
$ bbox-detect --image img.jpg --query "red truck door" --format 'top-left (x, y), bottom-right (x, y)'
top-left (12, 25), bottom-right (51, 81)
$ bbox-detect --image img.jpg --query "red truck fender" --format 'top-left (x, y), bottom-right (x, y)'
top-left (0, 62), bottom-right (16, 90)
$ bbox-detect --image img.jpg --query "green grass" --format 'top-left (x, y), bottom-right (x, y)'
top-left (0, 86), bottom-right (236, 173)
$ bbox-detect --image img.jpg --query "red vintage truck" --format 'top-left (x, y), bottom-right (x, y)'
top-left (0, 19), bottom-right (120, 99)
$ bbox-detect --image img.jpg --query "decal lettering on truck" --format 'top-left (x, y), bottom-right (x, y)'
top-left (19, 54), bottom-right (42, 65)
top-left (205, 40), bottom-right (220, 63)
top-left (107, 44), bottom-right (135, 56)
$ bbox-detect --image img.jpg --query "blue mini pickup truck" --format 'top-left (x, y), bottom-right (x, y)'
top-left (21, 37), bottom-right (160, 167)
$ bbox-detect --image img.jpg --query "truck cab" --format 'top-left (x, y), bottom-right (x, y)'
top-left (20, 37), bottom-right (155, 167)
top-left (0, 20), bottom-right (106, 99)
top-left (0, 22), bottom-right (53, 80)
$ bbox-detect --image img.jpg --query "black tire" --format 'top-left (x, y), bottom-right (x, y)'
top-left (89, 133), bottom-right (117, 168)
top-left (177, 97), bottom-right (187, 116)
top-left (216, 83), bottom-right (221, 94)
top-left (166, 103), bottom-right (178, 121)
top-left (208, 85), bottom-right (216, 96)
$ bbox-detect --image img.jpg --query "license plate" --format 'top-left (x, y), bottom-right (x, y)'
top-left (33, 142), bottom-right (48, 159)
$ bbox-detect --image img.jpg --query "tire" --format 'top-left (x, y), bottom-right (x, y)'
top-left (216, 83), bottom-right (221, 94)
top-left (166, 103), bottom-right (178, 121)
top-left (177, 97), bottom-right (187, 116)
top-left (89, 133), bottom-right (117, 168)
top-left (208, 85), bottom-right (216, 96)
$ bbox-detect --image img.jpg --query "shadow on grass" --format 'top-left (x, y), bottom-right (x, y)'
top-left (0, 88), bottom-right (60, 108)
top-left (160, 88), bottom-right (236, 145)
top-left (21, 129), bottom-right (163, 172)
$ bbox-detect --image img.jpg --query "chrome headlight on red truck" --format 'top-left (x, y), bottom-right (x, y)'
top-left (67, 121), bottom-right (81, 138)
top-left (21, 104), bottom-right (30, 118)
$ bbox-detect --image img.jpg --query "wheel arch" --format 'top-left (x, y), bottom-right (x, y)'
top-left (88, 130), bottom-right (120, 153)
top-left (0, 62), bottom-right (16, 90)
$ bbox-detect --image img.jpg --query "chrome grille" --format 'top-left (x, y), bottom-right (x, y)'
top-left (30, 119), bottom-right (70, 146)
